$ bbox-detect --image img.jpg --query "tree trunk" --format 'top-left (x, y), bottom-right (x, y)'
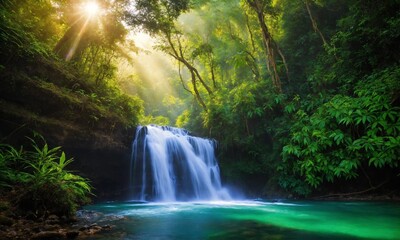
top-left (255, 8), bottom-right (282, 93)
top-left (304, 0), bottom-right (328, 46)
top-left (165, 33), bottom-right (209, 111)
top-left (246, 0), bottom-right (288, 93)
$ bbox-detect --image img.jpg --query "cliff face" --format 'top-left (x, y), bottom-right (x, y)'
top-left (0, 55), bottom-right (137, 201)
top-left (65, 144), bottom-right (134, 201)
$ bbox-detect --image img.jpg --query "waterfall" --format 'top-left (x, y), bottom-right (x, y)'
top-left (130, 125), bottom-right (231, 201)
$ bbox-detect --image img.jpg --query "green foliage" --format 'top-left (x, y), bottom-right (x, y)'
top-left (0, 0), bottom-right (144, 131)
top-left (275, 0), bottom-right (400, 195)
top-left (0, 2), bottom-right (52, 62)
top-left (125, 0), bottom-right (190, 35)
top-left (331, 1), bottom-right (400, 76)
top-left (0, 144), bottom-right (24, 189)
top-left (141, 115), bottom-right (171, 126)
top-left (282, 66), bottom-right (400, 191)
top-left (0, 136), bottom-right (92, 218)
top-left (147, 0), bottom-right (400, 197)
top-left (4, 0), bottom-right (66, 46)
top-left (176, 110), bottom-right (191, 128)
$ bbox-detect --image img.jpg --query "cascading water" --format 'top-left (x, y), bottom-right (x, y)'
top-left (130, 125), bottom-right (231, 201)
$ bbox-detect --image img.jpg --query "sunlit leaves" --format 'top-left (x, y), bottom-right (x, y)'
top-left (125, 0), bottom-right (190, 35)
top-left (175, 109), bottom-right (191, 127)
top-left (0, 5), bottom-right (52, 60)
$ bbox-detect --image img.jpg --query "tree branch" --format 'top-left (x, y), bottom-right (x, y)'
top-left (304, 0), bottom-right (327, 46)
top-left (312, 180), bottom-right (389, 199)
top-left (178, 61), bottom-right (192, 94)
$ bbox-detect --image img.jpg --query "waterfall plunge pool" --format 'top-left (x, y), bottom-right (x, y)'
top-left (89, 126), bottom-right (400, 239)
top-left (81, 200), bottom-right (400, 239)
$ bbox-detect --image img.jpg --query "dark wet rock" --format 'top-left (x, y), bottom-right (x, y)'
top-left (43, 224), bottom-right (61, 231)
top-left (0, 214), bottom-right (14, 226)
top-left (45, 215), bottom-right (60, 225)
top-left (25, 211), bottom-right (38, 220)
top-left (7, 230), bottom-right (17, 238)
top-left (47, 215), bottom-right (59, 221)
top-left (76, 210), bottom-right (104, 223)
top-left (98, 214), bottom-right (126, 222)
top-left (61, 215), bottom-right (78, 223)
top-left (31, 231), bottom-right (65, 239)
top-left (0, 225), bottom-right (8, 231)
top-left (31, 224), bottom-right (43, 232)
top-left (0, 209), bottom-right (120, 239)
top-left (76, 209), bottom-right (126, 226)
top-left (86, 225), bottom-right (103, 235)
top-left (102, 224), bottom-right (112, 230)
top-left (78, 225), bottom-right (88, 231)
top-left (91, 225), bottom-right (102, 231)
top-left (89, 223), bottom-right (99, 227)
top-left (77, 223), bottom-right (114, 236)
top-left (66, 230), bottom-right (79, 239)
top-left (45, 219), bottom-right (60, 225)
top-left (2, 209), bottom-right (15, 218)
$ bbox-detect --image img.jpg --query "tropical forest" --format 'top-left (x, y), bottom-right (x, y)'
top-left (0, 0), bottom-right (399, 239)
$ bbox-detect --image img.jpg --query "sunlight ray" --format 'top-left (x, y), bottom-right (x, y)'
top-left (66, 18), bottom-right (90, 61)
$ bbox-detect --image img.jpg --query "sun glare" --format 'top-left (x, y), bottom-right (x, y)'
top-left (83, 1), bottom-right (100, 18)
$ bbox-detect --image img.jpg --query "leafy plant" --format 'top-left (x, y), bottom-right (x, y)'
top-left (0, 144), bottom-right (25, 189)
top-left (281, 67), bottom-right (400, 193)
top-left (1, 136), bottom-right (92, 218)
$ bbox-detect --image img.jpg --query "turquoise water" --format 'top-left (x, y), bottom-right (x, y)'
top-left (83, 200), bottom-right (400, 239)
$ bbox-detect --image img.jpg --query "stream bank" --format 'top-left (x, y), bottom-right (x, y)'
top-left (0, 206), bottom-right (122, 239)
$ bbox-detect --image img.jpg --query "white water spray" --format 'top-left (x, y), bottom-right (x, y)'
top-left (130, 125), bottom-right (231, 201)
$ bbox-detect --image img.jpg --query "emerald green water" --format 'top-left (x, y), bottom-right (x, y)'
top-left (83, 200), bottom-right (400, 239)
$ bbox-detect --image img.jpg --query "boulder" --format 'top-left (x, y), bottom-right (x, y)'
top-left (31, 231), bottom-right (64, 239)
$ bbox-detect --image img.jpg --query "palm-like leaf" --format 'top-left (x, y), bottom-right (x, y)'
top-left (2, 135), bottom-right (92, 217)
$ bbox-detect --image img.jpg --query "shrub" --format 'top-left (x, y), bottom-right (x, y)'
top-left (0, 136), bottom-right (92, 218)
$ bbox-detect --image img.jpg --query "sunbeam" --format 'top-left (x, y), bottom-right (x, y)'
top-left (83, 1), bottom-right (100, 18)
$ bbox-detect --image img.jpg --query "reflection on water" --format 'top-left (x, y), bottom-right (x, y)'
top-left (83, 200), bottom-right (400, 240)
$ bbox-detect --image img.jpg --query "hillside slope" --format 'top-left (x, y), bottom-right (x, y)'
top-left (0, 9), bottom-right (141, 199)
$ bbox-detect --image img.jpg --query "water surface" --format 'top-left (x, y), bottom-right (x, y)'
top-left (83, 200), bottom-right (400, 239)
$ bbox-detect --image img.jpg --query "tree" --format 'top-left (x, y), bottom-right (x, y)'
top-left (243, 0), bottom-right (289, 93)
top-left (304, 0), bottom-right (327, 46)
top-left (125, 0), bottom-right (214, 110)
top-left (278, 0), bottom-right (400, 195)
